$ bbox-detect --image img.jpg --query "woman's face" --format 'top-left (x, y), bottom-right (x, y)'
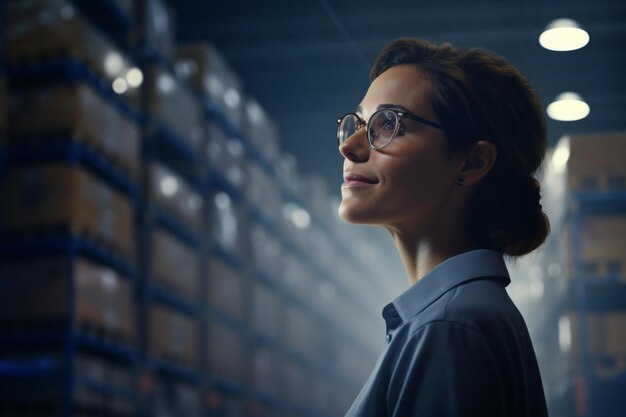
top-left (338, 64), bottom-right (463, 231)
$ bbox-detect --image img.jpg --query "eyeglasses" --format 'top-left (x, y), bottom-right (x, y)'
top-left (337, 108), bottom-right (445, 150)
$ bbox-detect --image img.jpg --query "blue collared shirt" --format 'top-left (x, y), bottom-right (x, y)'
top-left (344, 249), bottom-right (548, 417)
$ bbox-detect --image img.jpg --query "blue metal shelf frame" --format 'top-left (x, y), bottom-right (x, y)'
top-left (133, 30), bottom-right (208, 417)
top-left (210, 241), bottom-right (246, 271)
top-left (147, 203), bottom-right (202, 249)
top-left (146, 282), bottom-right (200, 317)
top-left (6, 138), bottom-right (140, 199)
top-left (0, 233), bottom-right (137, 279)
top-left (207, 166), bottom-right (247, 205)
top-left (6, 58), bottom-right (143, 126)
top-left (76, 375), bottom-right (136, 401)
top-left (208, 374), bottom-right (248, 397)
top-left (146, 118), bottom-right (202, 173)
top-left (150, 358), bottom-right (202, 384)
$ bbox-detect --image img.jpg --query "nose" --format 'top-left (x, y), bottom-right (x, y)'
top-left (338, 127), bottom-right (370, 162)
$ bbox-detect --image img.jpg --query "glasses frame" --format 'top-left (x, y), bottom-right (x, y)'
top-left (337, 108), bottom-right (446, 150)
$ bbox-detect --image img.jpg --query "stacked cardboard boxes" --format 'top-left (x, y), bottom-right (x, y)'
top-left (549, 132), bottom-right (626, 393)
top-left (9, 81), bottom-right (141, 180)
top-left (251, 281), bottom-right (282, 339)
top-left (205, 121), bottom-right (246, 188)
top-left (2, 163), bottom-right (136, 260)
top-left (149, 304), bottom-right (199, 366)
top-left (206, 318), bottom-right (246, 382)
top-left (5, 0), bottom-right (141, 110)
top-left (0, 350), bottom-right (134, 413)
top-left (207, 257), bottom-right (246, 320)
top-left (0, 257), bottom-right (135, 343)
top-left (146, 65), bottom-right (204, 151)
top-left (148, 161), bottom-right (203, 232)
top-left (208, 190), bottom-right (247, 256)
top-left (150, 227), bottom-right (199, 300)
top-left (176, 42), bottom-right (244, 129)
top-left (559, 133), bottom-right (626, 279)
top-left (151, 378), bottom-right (202, 417)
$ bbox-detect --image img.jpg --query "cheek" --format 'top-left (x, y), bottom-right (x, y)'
top-left (380, 154), bottom-right (451, 208)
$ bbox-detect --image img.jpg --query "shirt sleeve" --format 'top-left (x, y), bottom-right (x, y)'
top-left (387, 320), bottom-right (506, 417)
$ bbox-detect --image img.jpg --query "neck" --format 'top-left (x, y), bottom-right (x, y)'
top-left (385, 216), bottom-right (477, 286)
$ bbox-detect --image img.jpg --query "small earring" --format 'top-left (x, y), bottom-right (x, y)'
top-left (456, 177), bottom-right (465, 186)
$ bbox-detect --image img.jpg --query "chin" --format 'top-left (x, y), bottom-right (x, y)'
top-left (338, 201), bottom-right (383, 225)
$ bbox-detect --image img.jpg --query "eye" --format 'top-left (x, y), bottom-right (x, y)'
top-left (376, 113), bottom-right (396, 131)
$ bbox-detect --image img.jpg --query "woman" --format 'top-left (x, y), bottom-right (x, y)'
top-left (337, 38), bottom-right (550, 417)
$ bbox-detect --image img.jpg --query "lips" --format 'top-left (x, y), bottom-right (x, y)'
top-left (344, 172), bottom-right (379, 184)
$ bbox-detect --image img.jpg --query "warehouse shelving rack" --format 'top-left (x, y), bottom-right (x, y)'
top-left (0, 1), bottom-right (391, 416)
top-left (565, 189), bottom-right (626, 417)
top-left (0, 1), bottom-right (142, 416)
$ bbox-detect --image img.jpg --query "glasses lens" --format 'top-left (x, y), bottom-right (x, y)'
top-left (368, 110), bottom-right (398, 148)
top-left (338, 114), bottom-right (359, 144)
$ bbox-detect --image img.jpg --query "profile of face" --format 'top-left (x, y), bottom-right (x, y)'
top-left (338, 64), bottom-right (465, 233)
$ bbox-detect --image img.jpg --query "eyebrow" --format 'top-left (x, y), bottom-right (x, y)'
top-left (355, 103), bottom-right (413, 115)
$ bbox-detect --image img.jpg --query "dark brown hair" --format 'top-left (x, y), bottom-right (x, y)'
top-left (371, 38), bottom-right (550, 257)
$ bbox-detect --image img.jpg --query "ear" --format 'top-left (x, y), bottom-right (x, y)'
top-left (456, 140), bottom-right (498, 186)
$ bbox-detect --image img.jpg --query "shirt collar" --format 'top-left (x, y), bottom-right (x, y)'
top-left (385, 249), bottom-right (511, 324)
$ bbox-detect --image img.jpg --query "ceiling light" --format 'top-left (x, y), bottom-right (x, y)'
top-left (112, 77), bottom-right (128, 94)
top-left (126, 67), bottom-right (143, 88)
top-left (547, 92), bottom-right (590, 121)
top-left (539, 18), bottom-right (589, 51)
top-left (159, 175), bottom-right (179, 197)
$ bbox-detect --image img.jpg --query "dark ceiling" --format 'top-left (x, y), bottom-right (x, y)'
top-left (172, 0), bottom-right (626, 197)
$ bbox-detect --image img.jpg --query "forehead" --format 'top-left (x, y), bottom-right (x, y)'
top-left (359, 64), bottom-right (436, 118)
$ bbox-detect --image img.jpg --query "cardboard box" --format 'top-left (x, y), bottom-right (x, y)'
top-left (251, 344), bottom-right (279, 396)
top-left (282, 358), bottom-right (311, 406)
top-left (206, 121), bottom-right (246, 188)
top-left (208, 190), bottom-right (247, 256)
top-left (205, 388), bottom-right (247, 417)
top-left (245, 162), bottom-right (282, 222)
top-left (9, 81), bottom-right (141, 180)
top-left (250, 222), bottom-right (283, 280)
top-left (561, 215), bottom-right (626, 279)
top-left (151, 227), bottom-right (199, 299)
top-left (152, 378), bottom-right (202, 417)
top-left (284, 304), bottom-right (316, 357)
top-left (149, 304), bottom-right (198, 366)
top-left (5, 1), bottom-right (140, 109)
top-left (176, 42), bottom-right (244, 128)
top-left (0, 257), bottom-right (136, 343)
top-left (276, 152), bottom-right (300, 195)
top-left (148, 162), bottom-right (203, 232)
top-left (206, 319), bottom-right (246, 382)
top-left (565, 132), bottom-right (626, 190)
top-left (566, 312), bottom-right (626, 357)
top-left (2, 163), bottom-right (136, 261)
top-left (207, 257), bottom-right (246, 320)
top-left (242, 97), bottom-right (280, 163)
top-left (146, 65), bottom-right (204, 151)
top-left (251, 282), bottom-right (281, 339)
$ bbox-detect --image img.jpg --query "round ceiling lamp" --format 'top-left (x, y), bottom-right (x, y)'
top-left (539, 18), bottom-right (589, 51)
top-left (546, 92), bottom-right (590, 121)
